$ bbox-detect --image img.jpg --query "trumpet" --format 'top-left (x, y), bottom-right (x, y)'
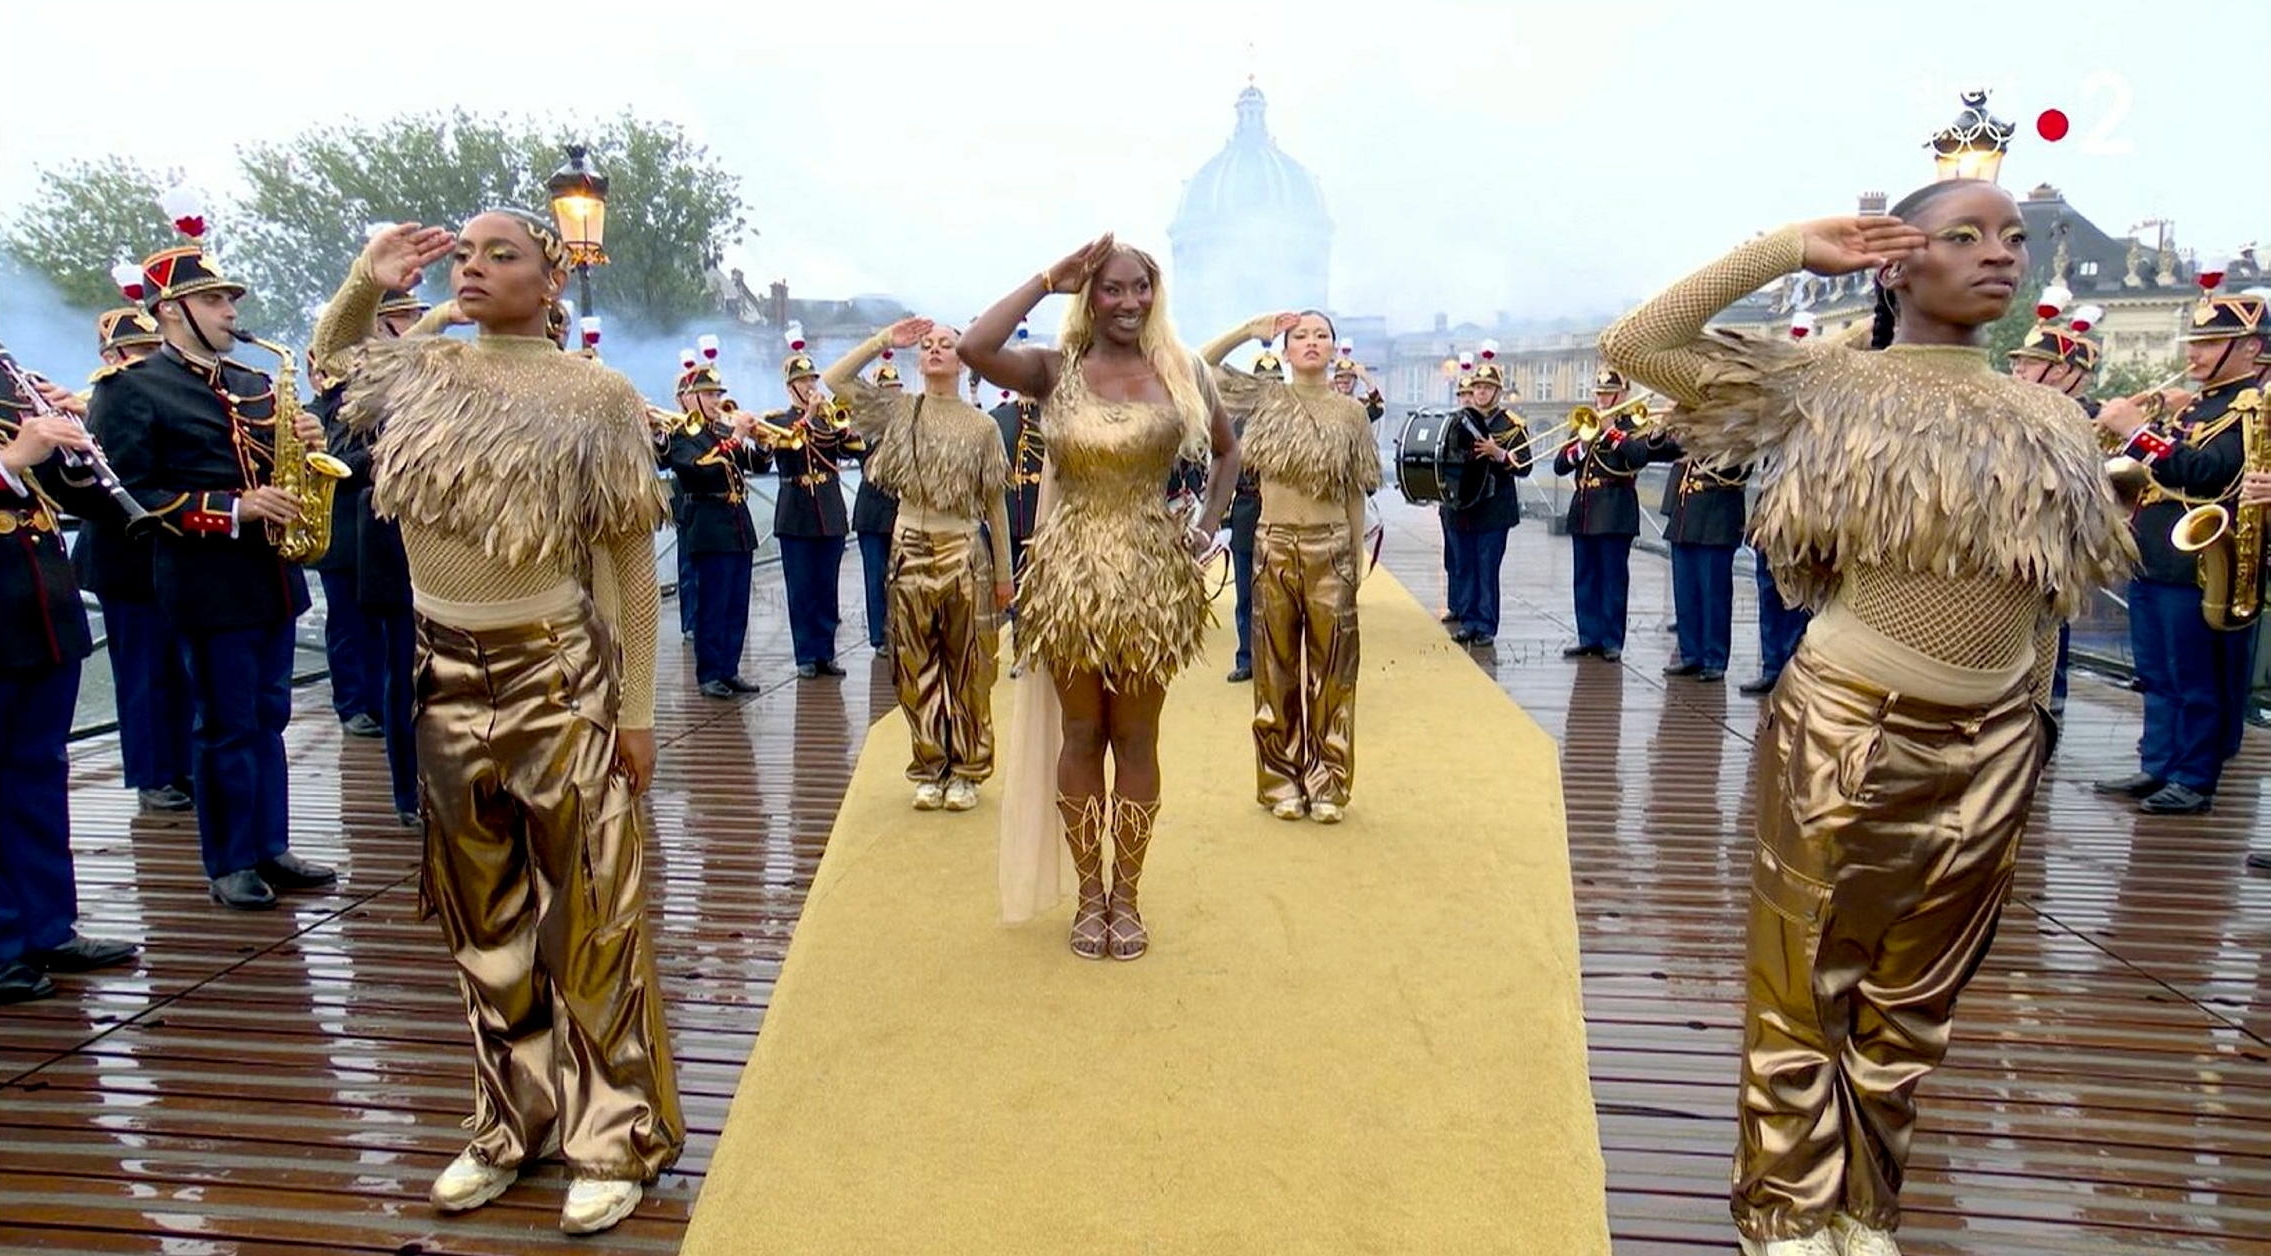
top-left (2098, 369), bottom-right (2191, 506)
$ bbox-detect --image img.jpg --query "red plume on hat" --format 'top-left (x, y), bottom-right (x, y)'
top-left (160, 186), bottom-right (207, 241)
top-left (581, 316), bottom-right (601, 348)
top-left (1788, 310), bottom-right (1815, 340)
top-left (698, 334), bottom-right (720, 362)
top-left (785, 321), bottom-right (807, 353)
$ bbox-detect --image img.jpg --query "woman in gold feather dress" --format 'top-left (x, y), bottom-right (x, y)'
top-left (1600, 182), bottom-right (2133, 1256)
top-left (960, 235), bottom-right (1239, 961)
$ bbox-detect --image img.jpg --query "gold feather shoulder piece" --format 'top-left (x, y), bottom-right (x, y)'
top-left (1223, 368), bottom-right (1381, 501)
top-left (1668, 333), bottom-right (2135, 619)
top-left (863, 391), bottom-right (1009, 520)
top-left (340, 336), bottom-right (668, 568)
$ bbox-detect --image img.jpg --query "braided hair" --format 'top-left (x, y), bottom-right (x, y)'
top-left (1868, 179), bottom-right (1987, 350)
top-left (477, 206), bottom-right (570, 271)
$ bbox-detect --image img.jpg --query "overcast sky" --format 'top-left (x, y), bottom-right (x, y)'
top-left (7, 0), bottom-right (2268, 335)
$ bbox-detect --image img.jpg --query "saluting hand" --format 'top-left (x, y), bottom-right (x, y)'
top-left (1796, 215), bottom-right (1929, 277)
top-left (1041, 234), bottom-right (1116, 295)
top-left (363, 222), bottom-right (457, 292)
top-left (1246, 311), bottom-right (1300, 343)
top-left (885, 317), bottom-right (934, 349)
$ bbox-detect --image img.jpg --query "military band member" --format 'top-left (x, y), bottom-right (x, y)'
top-left (1554, 369), bottom-right (1650, 660)
top-left (849, 353), bottom-right (904, 651)
top-left (2008, 298), bottom-right (2106, 720)
top-left (1742, 537), bottom-right (1812, 696)
top-left (1646, 422), bottom-right (1746, 682)
top-left (763, 330), bottom-right (852, 678)
top-left (72, 303), bottom-right (196, 811)
top-left (663, 350), bottom-right (768, 697)
top-left (1439, 375), bottom-right (1476, 622)
top-left (314, 271), bottom-right (437, 827)
top-left (1330, 351), bottom-right (1386, 423)
top-left (89, 232), bottom-right (336, 910)
top-left (2093, 287), bottom-right (2266, 815)
top-left (1441, 354), bottom-right (1532, 643)
top-left (1221, 349), bottom-right (1280, 682)
top-left (823, 319), bottom-right (1014, 811)
top-left (0, 352), bottom-right (144, 1004)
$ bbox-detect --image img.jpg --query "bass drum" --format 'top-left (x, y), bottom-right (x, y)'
top-left (1395, 409), bottom-right (1481, 508)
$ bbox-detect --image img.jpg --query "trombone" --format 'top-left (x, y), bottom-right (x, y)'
top-left (1530, 394), bottom-right (1662, 450)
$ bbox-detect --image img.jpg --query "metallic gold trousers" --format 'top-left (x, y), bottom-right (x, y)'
top-left (413, 603), bottom-right (684, 1181)
top-left (889, 525), bottom-right (999, 784)
top-left (1735, 647), bottom-right (2046, 1240)
top-left (1252, 522), bottom-right (1361, 807)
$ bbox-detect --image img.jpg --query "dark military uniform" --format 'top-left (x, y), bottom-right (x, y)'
top-left (309, 381), bottom-right (377, 729)
top-left (849, 373), bottom-right (902, 652)
top-left (1647, 434), bottom-right (1747, 677)
top-left (2117, 372), bottom-right (2262, 807)
top-left (665, 404), bottom-right (769, 688)
top-left (992, 397), bottom-right (1044, 583)
top-left (90, 339), bottom-right (313, 887)
top-left (1440, 402), bottom-right (1533, 641)
top-left (325, 401), bottom-right (420, 819)
top-left (0, 373), bottom-right (141, 993)
top-left (1553, 409), bottom-right (1650, 656)
top-left (763, 395), bottom-right (851, 670)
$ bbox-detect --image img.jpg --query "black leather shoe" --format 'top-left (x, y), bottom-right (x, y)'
top-left (257, 852), bottom-right (338, 890)
top-left (725, 676), bottom-right (763, 693)
top-left (796, 663), bottom-right (820, 680)
top-left (1662, 661), bottom-right (1703, 677)
top-left (1561, 643), bottom-right (1601, 658)
top-left (28, 934), bottom-right (139, 973)
top-left (138, 785), bottom-right (194, 812)
top-left (700, 679), bottom-right (736, 699)
top-left (1600, 648), bottom-right (1623, 662)
top-left (1226, 667), bottom-right (1252, 682)
top-left (1438, 609), bottom-right (1456, 623)
top-left (2092, 772), bottom-right (2165, 799)
top-left (2139, 783), bottom-right (2212, 815)
top-left (0, 961), bottom-right (56, 1005)
top-left (1697, 668), bottom-right (1726, 682)
top-left (342, 713), bottom-right (384, 738)
top-left (1738, 675), bottom-right (1779, 696)
top-left (397, 809), bottom-right (423, 829)
top-left (209, 870), bottom-right (277, 911)
top-left (816, 659), bottom-right (847, 677)
top-left (2248, 849), bottom-right (2271, 872)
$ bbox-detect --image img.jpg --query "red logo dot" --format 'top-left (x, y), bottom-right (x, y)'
top-left (2036, 108), bottom-right (2070, 142)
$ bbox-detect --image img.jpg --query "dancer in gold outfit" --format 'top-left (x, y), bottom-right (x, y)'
top-left (823, 319), bottom-right (1014, 812)
top-left (1599, 183), bottom-right (2132, 1256)
top-left (318, 212), bottom-right (680, 1236)
top-left (962, 235), bottom-right (1238, 961)
top-left (1203, 311), bottom-right (1379, 823)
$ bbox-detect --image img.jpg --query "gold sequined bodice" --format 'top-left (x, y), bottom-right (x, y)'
top-left (1043, 362), bottom-right (1188, 517)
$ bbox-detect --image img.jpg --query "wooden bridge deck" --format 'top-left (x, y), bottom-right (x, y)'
top-left (3, 505), bottom-right (2266, 1254)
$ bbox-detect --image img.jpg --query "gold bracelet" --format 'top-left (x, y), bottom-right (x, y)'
top-left (1034, 272), bottom-right (1056, 296)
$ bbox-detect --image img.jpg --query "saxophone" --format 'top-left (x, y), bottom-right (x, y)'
top-left (2170, 388), bottom-right (2267, 631)
top-left (232, 331), bottom-right (351, 564)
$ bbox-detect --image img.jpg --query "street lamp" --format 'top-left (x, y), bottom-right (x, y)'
top-left (546, 143), bottom-right (610, 317)
top-left (1927, 90), bottom-right (2014, 184)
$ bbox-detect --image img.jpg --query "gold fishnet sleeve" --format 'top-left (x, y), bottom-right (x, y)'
top-left (591, 526), bottom-right (660, 730)
top-left (2028, 615), bottom-right (2060, 710)
top-left (1598, 226), bottom-right (1806, 408)
top-left (311, 255), bottom-right (385, 377)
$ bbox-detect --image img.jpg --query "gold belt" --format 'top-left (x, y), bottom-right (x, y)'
top-left (795, 472), bottom-right (833, 488)
top-left (0, 508), bottom-right (56, 535)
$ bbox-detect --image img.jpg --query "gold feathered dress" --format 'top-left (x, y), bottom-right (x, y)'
top-left (1599, 225), bottom-right (2134, 1245)
top-left (328, 263), bottom-right (682, 1184)
top-left (1214, 367), bottom-right (1381, 811)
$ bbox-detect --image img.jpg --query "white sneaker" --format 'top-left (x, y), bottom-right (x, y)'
top-left (429, 1150), bottom-right (516, 1213)
top-left (1830, 1215), bottom-right (1903, 1256)
top-left (943, 779), bottom-right (979, 811)
top-left (1736, 1231), bottom-right (1840, 1256)
top-left (1309, 801), bottom-right (1344, 824)
top-left (912, 782), bottom-right (945, 810)
top-left (561, 1179), bottom-right (642, 1235)
top-left (1271, 798), bottom-right (1306, 821)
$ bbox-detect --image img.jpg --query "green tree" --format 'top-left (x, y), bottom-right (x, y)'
top-left (2, 157), bottom-right (192, 311)
top-left (231, 108), bottom-right (749, 342)
top-left (2097, 356), bottom-right (2185, 402)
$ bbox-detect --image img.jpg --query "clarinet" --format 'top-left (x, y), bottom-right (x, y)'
top-left (0, 342), bottom-right (161, 536)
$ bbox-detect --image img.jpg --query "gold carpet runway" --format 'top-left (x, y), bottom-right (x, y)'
top-left (683, 570), bottom-right (1608, 1254)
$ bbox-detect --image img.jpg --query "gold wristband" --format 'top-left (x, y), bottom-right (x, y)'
top-left (1035, 272), bottom-right (1056, 296)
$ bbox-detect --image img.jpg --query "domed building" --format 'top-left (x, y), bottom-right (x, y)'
top-left (1168, 83), bottom-right (1332, 351)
